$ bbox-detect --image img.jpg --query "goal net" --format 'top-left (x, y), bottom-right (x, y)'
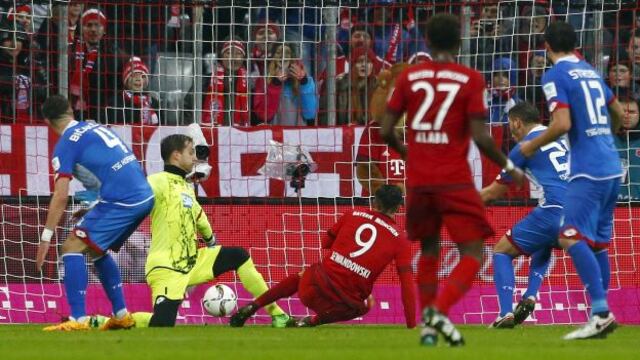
top-left (0, 0), bottom-right (639, 326)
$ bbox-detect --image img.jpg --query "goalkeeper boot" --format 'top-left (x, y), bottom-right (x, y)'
top-left (420, 325), bottom-right (438, 346)
top-left (271, 313), bottom-right (291, 328)
top-left (563, 313), bottom-right (617, 340)
top-left (287, 316), bottom-right (316, 328)
top-left (43, 319), bottom-right (90, 332)
top-left (513, 297), bottom-right (536, 325)
top-left (230, 303), bottom-right (259, 327)
top-left (490, 313), bottom-right (515, 329)
top-left (99, 313), bottom-right (135, 331)
top-left (88, 315), bottom-right (109, 328)
top-left (423, 307), bottom-right (465, 347)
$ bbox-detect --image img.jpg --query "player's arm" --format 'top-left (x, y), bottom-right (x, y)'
top-left (470, 119), bottom-right (525, 186)
top-left (609, 98), bottom-right (625, 134)
top-left (193, 199), bottom-right (215, 246)
top-left (356, 162), bottom-right (385, 195)
top-left (480, 180), bottom-right (509, 204)
top-left (520, 108), bottom-right (571, 157)
top-left (380, 108), bottom-right (407, 160)
top-left (395, 243), bottom-right (417, 329)
top-left (36, 177), bottom-right (71, 270)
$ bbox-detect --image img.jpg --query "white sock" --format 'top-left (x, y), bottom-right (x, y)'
top-left (115, 309), bottom-right (128, 319)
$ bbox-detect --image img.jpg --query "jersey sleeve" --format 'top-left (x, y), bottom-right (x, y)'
top-left (193, 197), bottom-right (213, 241)
top-left (51, 140), bottom-right (76, 180)
top-left (466, 72), bottom-right (489, 120)
top-left (542, 71), bottom-right (570, 113)
top-left (496, 144), bottom-right (527, 184)
top-left (386, 70), bottom-right (408, 114)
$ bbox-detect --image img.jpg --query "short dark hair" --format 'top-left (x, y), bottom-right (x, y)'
top-left (425, 14), bottom-right (461, 53)
top-left (160, 134), bottom-right (192, 162)
top-left (508, 102), bottom-right (540, 124)
top-left (544, 22), bottom-right (576, 53)
top-left (41, 95), bottom-right (72, 124)
top-left (374, 184), bottom-right (403, 214)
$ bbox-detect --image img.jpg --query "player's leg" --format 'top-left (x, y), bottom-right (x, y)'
top-left (145, 268), bottom-right (188, 327)
top-left (43, 234), bottom-right (91, 331)
top-left (513, 248), bottom-right (551, 325)
top-left (593, 178), bottom-right (620, 293)
top-left (491, 234), bottom-right (520, 328)
top-left (560, 178), bottom-right (616, 340)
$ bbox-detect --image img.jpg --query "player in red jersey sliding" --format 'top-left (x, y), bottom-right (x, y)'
top-left (229, 185), bottom-right (416, 329)
top-left (381, 14), bottom-right (524, 346)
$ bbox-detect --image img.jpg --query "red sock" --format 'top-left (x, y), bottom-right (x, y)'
top-left (434, 256), bottom-right (481, 315)
top-left (254, 273), bottom-right (300, 308)
top-left (417, 254), bottom-right (439, 310)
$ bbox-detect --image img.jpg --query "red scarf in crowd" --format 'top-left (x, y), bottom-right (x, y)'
top-left (69, 41), bottom-right (99, 111)
top-left (384, 24), bottom-right (401, 64)
top-left (14, 74), bottom-right (31, 123)
top-left (122, 90), bottom-right (158, 125)
top-left (202, 64), bottom-right (249, 126)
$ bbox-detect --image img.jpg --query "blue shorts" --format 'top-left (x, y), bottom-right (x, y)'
top-left (74, 197), bottom-right (154, 254)
top-left (507, 206), bottom-right (562, 255)
top-left (561, 177), bottom-right (621, 249)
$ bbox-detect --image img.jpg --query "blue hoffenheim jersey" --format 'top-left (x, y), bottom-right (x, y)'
top-left (52, 121), bottom-right (152, 204)
top-left (541, 55), bottom-right (622, 181)
top-left (499, 126), bottom-right (568, 207)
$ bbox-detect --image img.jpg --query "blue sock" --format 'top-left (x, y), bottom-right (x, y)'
top-left (523, 249), bottom-right (551, 300)
top-left (94, 254), bottom-right (127, 316)
top-left (493, 253), bottom-right (515, 317)
top-left (62, 253), bottom-right (88, 320)
top-left (594, 250), bottom-right (610, 292)
top-left (567, 241), bottom-right (608, 314)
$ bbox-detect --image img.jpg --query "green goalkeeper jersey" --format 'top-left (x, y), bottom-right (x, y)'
top-left (145, 168), bottom-right (213, 275)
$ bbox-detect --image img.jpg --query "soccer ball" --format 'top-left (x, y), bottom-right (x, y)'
top-left (202, 284), bottom-right (237, 317)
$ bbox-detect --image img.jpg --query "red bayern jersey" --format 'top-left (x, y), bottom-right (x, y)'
top-left (320, 209), bottom-right (412, 303)
top-left (387, 61), bottom-right (488, 188)
top-left (357, 120), bottom-right (406, 191)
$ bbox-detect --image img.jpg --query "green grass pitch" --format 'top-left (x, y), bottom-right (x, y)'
top-left (2, 324), bottom-right (639, 360)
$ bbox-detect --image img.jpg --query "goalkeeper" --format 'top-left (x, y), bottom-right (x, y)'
top-left (98, 133), bottom-right (289, 328)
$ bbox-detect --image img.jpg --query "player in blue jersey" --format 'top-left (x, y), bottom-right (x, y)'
top-left (481, 102), bottom-right (568, 328)
top-left (520, 22), bottom-right (626, 340)
top-left (35, 95), bottom-right (154, 331)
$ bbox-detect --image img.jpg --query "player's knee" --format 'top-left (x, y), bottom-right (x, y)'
top-left (493, 236), bottom-right (519, 257)
top-left (148, 297), bottom-right (181, 327)
top-left (213, 246), bottom-right (251, 277)
top-left (60, 235), bottom-right (88, 255)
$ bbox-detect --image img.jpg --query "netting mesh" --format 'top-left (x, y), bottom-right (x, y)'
top-left (0, 0), bottom-right (639, 325)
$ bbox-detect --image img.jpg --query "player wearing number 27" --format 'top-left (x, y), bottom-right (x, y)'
top-left (519, 22), bottom-right (626, 340)
top-left (381, 14), bottom-right (524, 346)
top-left (36, 95), bottom-right (154, 331)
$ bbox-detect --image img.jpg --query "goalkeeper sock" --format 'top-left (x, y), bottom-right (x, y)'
top-left (523, 249), bottom-right (551, 300)
top-left (434, 256), bottom-right (481, 315)
top-left (94, 254), bottom-right (127, 317)
top-left (493, 253), bottom-right (515, 317)
top-left (237, 258), bottom-right (286, 316)
top-left (254, 273), bottom-right (300, 309)
top-left (417, 254), bottom-right (438, 309)
top-left (594, 249), bottom-right (610, 292)
top-left (567, 241), bottom-right (608, 314)
top-left (131, 312), bottom-right (153, 328)
top-left (62, 253), bottom-right (88, 321)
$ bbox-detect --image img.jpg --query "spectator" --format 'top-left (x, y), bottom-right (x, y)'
top-left (626, 28), bottom-right (640, 82)
top-left (335, 46), bottom-right (380, 125)
top-left (521, 50), bottom-right (549, 122)
top-left (202, 37), bottom-right (250, 127)
top-left (248, 18), bottom-right (281, 79)
top-left (69, 8), bottom-right (127, 122)
top-left (488, 57), bottom-right (521, 124)
top-left (608, 54), bottom-right (633, 89)
top-left (516, 4), bottom-right (549, 79)
top-left (0, 22), bottom-right (46, 123)
top-left (469, 0), bottom-right (513, 73)
top-left (252, 43), bottom-right (317, 126)
top-left (613, 88), bottom-right (640, 200)
top-left (105, 56), bottom-right (159, 125)
top-left (7, 4), bottom-right (32, 33)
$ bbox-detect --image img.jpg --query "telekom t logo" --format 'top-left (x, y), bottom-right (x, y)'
top-left (389, 159), bottom-right (405, 176)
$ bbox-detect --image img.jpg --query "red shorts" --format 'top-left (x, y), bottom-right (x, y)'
top-left (406, 185), bottom-right (494, 243)
top-left (298, 264), bottom-right (368, 325)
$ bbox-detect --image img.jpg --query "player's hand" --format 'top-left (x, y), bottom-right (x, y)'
top-left (398, 144), bottom-right (408, 161)
top-left (36, 240), bottom-right (51, 271)
top-left (519, 140), bottom-right (536, 158)
top-left (507, 167), bottom-right (526, 189)
top-left (366, 294), bottom-right (375, 310)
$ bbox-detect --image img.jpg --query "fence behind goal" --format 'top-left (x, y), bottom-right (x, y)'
top-left (0, 0), bottom-right (639, 325)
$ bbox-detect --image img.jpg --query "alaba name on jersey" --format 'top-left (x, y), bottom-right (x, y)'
top-left (322, 209), bottom-right (412, 302)
top-left (541, 55), bottom-right (623, 181)
top-left (498, 125), bottom-right (569, 208)
top-left (387, 60), bottom-right (488, 187)
top-left (52, 120), bottom-right (152, 204)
